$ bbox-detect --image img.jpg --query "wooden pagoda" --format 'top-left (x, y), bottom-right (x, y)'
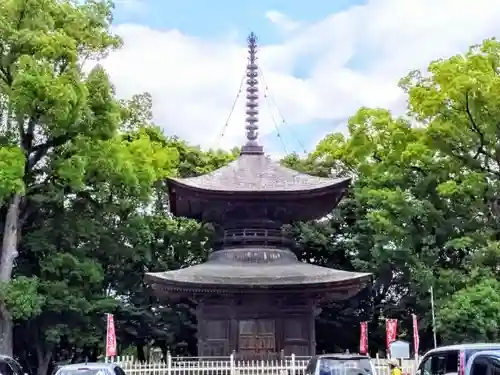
top-left (144, 32), bottom-right (371, 359)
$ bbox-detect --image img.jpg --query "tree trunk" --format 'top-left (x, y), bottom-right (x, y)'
top-left (0, 194), bottom-right (21, 356)
top-left (35, 343), bottom-right (52, 375)
top-left (0, 304), bottom-right (12, 357)
top-left (136, 343), bottom-right (146, 362)
top-left (90, 344), bottom-right (99, 362)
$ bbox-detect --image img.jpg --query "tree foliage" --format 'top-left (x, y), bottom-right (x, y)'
top-left (285, 37), bottom-right (500, 352)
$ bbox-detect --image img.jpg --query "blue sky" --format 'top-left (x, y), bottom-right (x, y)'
top-left (104, 0), bottom-right (500, 156)
top-left (110, 0), bottom-right (368, 155)
top-left (114, 0), bottom-right (367, 44)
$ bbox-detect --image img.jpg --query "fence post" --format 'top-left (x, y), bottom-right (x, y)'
top-left (167, 351), bottom-right (172, 375)
top-left (230, 350), bottom-right (236, 375)
top-left (291, 354), bottom-right (296, 375)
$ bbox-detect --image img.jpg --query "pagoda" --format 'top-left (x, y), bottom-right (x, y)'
top-left (144, 33), bottom-right (371, 359)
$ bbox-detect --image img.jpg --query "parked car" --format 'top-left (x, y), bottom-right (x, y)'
top-left (464, 350), bottom-right (500, 375)
top-left (0, 355), bottom-right (26, 375)
top-left (305, 354), bottom-right (377, 375)
top-left (417, 343), bottom-right (500, 375)
top-left (53, 363), bottom-right (127, 375)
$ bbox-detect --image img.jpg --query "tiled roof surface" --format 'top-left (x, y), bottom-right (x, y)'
top-left (168, 154), bottom-right (350, 192)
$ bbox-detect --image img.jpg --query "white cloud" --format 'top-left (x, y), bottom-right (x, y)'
top-left (265, 11), bottom-right (303, 34)
top-left (98, 0), bottom-right (500, 152)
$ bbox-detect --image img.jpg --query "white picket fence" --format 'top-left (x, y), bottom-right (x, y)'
top-left (112, 354), bottom-right (417, 375)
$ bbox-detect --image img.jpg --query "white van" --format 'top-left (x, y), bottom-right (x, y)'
top-left (417, 344), bottom-right (500, 375)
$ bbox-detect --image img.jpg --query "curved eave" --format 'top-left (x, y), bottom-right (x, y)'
top-left (167, 176), bottom-right (351, 198)
top-left (144, 271), bottom-right (372, 297)
top-left (167, 177), bottom-right (351, 220)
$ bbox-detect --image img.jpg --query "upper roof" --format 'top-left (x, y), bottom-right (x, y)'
top-left (168, 153), bottom-right (350, 194)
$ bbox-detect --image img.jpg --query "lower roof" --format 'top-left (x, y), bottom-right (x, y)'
top-left (144, 247), bottom-right (371, 296)
top-left (146, 262), bottom-right (370, 287)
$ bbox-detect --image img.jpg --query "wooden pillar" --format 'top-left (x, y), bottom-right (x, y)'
top-left (230, 297), bottom-right (238, 354)
top-left (196, 303), bottom-right (206, 356)
top-left (310, 306), bottom-right (322, 356)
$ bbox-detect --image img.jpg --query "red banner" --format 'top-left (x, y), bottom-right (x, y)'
top-left (360, 321), bottom-right (368, 354)
top-left (106, 313), bottom-right (117, 357)
top-left (386, 319), bottom-right (398, 349)
top-left (412, 314), bottom-right (419, 355)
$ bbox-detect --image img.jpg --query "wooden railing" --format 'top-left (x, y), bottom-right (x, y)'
top-left (215, 228), bottom-right (294, 248)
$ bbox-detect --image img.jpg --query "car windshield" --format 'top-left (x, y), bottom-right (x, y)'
top-left (56, 368), bottom-right (112, 375)
top-left (319, 358), bottom-right (373, 375)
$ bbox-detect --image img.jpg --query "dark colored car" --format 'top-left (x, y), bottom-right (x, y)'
top-left (0, 355), bottom-right (26, 375)
top-left (305, 354), bottom-right (377, 375)
top-left (53, 363), bottom-right (127, 375)
top-left (464, 350), bottom-right (500, 375)
top-left (417, 343), bottom-right (500, 375)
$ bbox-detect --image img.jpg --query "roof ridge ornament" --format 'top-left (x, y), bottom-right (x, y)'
top-left (241, 32), bottom-right (264, 155)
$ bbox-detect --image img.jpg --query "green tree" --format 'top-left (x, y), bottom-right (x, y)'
top-left (291, 100), bottom-right (491, 350)
top-left (437, 278), bottom-right (500, 343)
top-left (0, 0), bottom-right (182, 357)
top-left (398, 37), bottom-right (500, 342)
top-left (10, 90), bottom-right (179, 374)
top-left (0, 0), bottom-right (124, 355)
top-left (292, 38), bottom-right (500, 349)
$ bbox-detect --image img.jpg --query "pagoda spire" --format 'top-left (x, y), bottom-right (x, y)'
top-left (241, 32), bottom-right (264, 155)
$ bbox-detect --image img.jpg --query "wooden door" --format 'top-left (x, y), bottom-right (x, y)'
top-left (203, 320), bottom-right (230, 356)
top-left (238, 319), bottom-right (276, 359)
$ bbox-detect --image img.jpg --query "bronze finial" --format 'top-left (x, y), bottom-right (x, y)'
top-left (241, 32), bottom-right (264, 155)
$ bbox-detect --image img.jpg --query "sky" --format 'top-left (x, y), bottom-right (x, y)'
top-left (99, 0), bottom-right (500, 157)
